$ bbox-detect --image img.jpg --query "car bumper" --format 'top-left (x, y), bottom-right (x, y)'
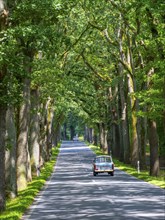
top-left (94, 169), bottom-right (114, 173)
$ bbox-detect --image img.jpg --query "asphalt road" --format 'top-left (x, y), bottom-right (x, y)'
top-left (22, 141), bottom-right (165, 220)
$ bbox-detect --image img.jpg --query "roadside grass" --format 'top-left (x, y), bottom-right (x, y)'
top-left (89, 143), bottom-right (165, 189)
top-left (0, 144), bottom-right (61, 220)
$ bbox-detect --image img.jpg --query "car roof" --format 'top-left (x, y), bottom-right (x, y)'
top-left (95, 155), bottom-right (111, 158)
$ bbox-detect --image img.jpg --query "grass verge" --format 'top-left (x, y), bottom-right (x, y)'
top-left (89, 143), bottom-right (165, 189)
top-left (0, 143), bottom-right (61, 220)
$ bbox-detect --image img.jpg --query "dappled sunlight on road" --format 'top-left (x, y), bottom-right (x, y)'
top-left (22, 141), bottom-right (165, 220)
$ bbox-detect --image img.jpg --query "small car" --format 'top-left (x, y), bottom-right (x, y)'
top-left (92, 155), bottom-right (114, 176)
top-left (73, 135), bottom-right (79, 141)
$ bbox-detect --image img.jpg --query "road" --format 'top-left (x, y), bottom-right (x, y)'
top-left (22, 141), bottom-right (165, 220)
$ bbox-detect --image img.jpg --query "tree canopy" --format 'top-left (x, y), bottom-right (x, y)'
top-left (0, 0), bottom-right (164, 212)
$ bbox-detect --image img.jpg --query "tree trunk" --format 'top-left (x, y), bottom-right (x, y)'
top-left (112, 109), bottom-right (121, 159)
top-left (108, 86), bottom-right (121, 159)
top-left (52, 122), bottom-right (61, 147)
top-left (93, 133), bottom-right (98, 146)
top-left (0, 0), bottom-right (8, 30)
top-left (139, 115), bottom-right (147, 170)
top-left (118, 75), bottom-right (130, 163)
top-left (0, 0), bottom-right (9, 211)
top-left (84, 126), bottom-right (90, 142)
top-left (39, 102), bottom-right (47, 166)
top-left (163, 76), bottom-right (165, 143)
top-left (99, 123), bottom-right (108, 153)
top-left (46, 98), bottom-right (54, 159)
top-left (87, 128), bottom-right (93, 143)
top-left (52, 113), bottom-right (64, 146)
top-left (30, 88), bottom-right (40, 176)
top-left (99, 123), bottom-right (104, 150)
top-left (148, 119), bottom-right (160, 176)
top-left (70, 125), bottom-right (75, 141)
top-left (103, 128), bottom-right (108, 154)
top-left (126, 30), bottom-right (139, 166)
top-left (0, 105), bottom-right (7, 211)
top-left (146, 67), bottom-right (160, 176)
top-left (126, 69), bottom-right (139, 166)
top-left (63, 123), bottom-right (67, 140)
top-left (5, 106), bottom-right (17, 198)
top-left (118, 23), bottom-right (130, 163)
top-left (84, 126), bottom-right (88, 142)
top-left (17, 78), bottom-right (31, 191)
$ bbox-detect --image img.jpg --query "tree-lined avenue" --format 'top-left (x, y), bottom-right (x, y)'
top-left (0, 0), bottom-right (165, 213)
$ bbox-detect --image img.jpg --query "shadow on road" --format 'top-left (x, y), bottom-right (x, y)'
top-left (22, 141), bottom-right (165, 220)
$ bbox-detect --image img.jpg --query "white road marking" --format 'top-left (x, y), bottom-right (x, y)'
top-left (92, 179), bottom-right (103, 190)
top-left (108, 199), bottom-right (115, 204)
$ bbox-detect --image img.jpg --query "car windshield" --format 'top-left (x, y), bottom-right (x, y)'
top-left (95, 157), bottom-right (112, 163)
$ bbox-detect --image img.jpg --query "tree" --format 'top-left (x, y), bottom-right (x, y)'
top-left (0, 0), bottom-right (9, 211)
top-left (5, 107), bottom-right (17, 198)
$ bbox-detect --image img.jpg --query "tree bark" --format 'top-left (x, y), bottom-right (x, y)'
top-left (93, 133), bottom-right (98, 146)
top-left (139, 113), bottom-right (147, 170)
top-left (163, 76), bottom-right (165, 144)
top-left (61, 123), bottom-right (67, 140)
top-left (99, 123), bottom-right (108, 153)
top-left (0, 105), bottom-right (7, 211)
top-left (30, 88), bottom-right (40, 176)
top-left (70, 125), bottom-right (75, 141)
top-left (52, 118), bottom-right (61, 147)
top-left (146, 67), bottom-right (160, 176)
top-left (45, 98), bottom-right (54, 160)
top-left (118, 22), bottom-right (130, 163)
top-left (108, 86), bottom-right (121, 158)
top-left (84, 126), bottom-right (88, 142)
top-left (5, 106), bottom-right (17, 198)
top-left (111, 109), bottom-right (121, 159)
top-left (86, 127), bottom-right (93, 143)
top-left (118, 71), bottom-right (130, 163)
top-left (51, 113), bottom-right (64, 147)
top-left (0, 0), bottom-right (8, 31)
top-left (126, 30), bottom-right (139, 166)
top-left (99, 123), bottom-right (104, 150)
top-left (0, 0), bottom-right (9, 210)
top-left (148, 119), bottom-right (160, 176)
top-left (17, 78), bottom-right (31, 191)
top-left (39, 102), bottom-right (47, 166)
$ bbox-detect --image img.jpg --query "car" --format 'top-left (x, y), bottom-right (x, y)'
top-left (73, 136), bottom-right (79, 141)
top-left (92, 155), bottom-right (114, 176)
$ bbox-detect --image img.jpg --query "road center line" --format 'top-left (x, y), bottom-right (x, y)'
top-left (108, 199), bottom-right (115, 204)
top-left (92, 179), bottom-right (103, 190)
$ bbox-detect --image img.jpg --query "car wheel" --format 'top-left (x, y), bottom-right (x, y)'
top-left (93, 172), bottom-right (97, 176)
top-left (110, 172), bottom-right (114, 176)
